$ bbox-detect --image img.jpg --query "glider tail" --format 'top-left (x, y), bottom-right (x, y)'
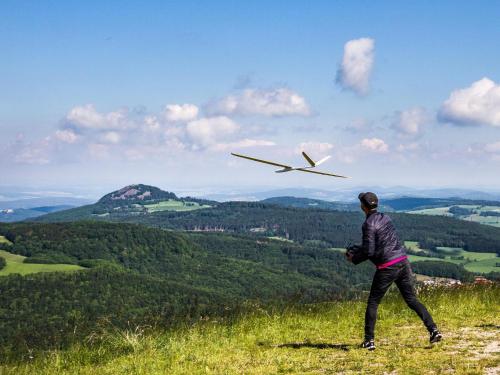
top-left (302, 152), bottom-right (331, 167)
top-left (315, 155), bottom-right (331, 166)
top-left (302, 152), bottom-right (316, 167)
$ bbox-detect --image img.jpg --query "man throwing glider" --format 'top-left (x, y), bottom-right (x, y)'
top-left (346, 192), bottom-right (442, 350)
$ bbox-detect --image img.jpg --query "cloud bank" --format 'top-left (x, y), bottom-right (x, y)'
top-left (208, 88), bottom-right (311, 117)
top-left (360, 138), bottom-right (388, 153)
top-left (392, 107), bottom-right (428, 137)
top-left (438, 77), bottom-right (500, 127)
top-left (336, 38), bottom-right (375, 96)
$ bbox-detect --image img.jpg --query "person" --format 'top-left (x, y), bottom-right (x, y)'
top-left (346, 192), bottom-right (442, 351)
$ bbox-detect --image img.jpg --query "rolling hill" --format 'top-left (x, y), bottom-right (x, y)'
top-left (33, 184), bottom-right (215, 222)
top-left (0, 221), bottom-right (373, 353)
top-left (33, 186), bottom-right (500, 257)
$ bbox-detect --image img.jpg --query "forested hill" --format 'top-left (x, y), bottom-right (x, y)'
top-left (33, 184), bottom-right (216, 222)
top-left (103, 202), bottom-right (500, 253)
top-left (0, 221), bottom-right (373, 353)
top-left (97, 184), bottom-right (178, 206)
top-left (261, 195), bottom-right (500, 212)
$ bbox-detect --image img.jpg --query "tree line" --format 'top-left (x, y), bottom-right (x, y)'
top-left (0, 221), bottom-right (374, 356)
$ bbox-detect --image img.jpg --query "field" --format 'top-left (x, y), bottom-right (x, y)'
top-left (0, 236), bottom-right (84, 276)
top-left (407, 205), bottom-right (500, 228)
top-left (0, 235), bottom-right (12, 245)
top-left (1, 285), bottom-right (498, 374)
top-left (143, 200), bottom-right (211, 213)
top-left (405, 242), bottom-right (499, 274)
top-left (331, 241), bottom-right (499, 274)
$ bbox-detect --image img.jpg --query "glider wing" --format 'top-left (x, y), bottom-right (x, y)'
top-left (231, 153), bottom-right (292, 169)
top-left (296, 168), bottom-right (349, 178)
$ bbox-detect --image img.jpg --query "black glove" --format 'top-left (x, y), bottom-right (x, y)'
top-left (346, 244), bottom-right (361, 254)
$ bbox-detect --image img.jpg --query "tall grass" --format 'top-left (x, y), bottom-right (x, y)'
top-left (1, 285), bottom-right (498, 374)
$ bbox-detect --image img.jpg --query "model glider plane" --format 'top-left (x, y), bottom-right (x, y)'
top-left (231, 151), bottom-right (349, 178)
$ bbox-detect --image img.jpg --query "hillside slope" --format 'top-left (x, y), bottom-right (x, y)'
top-left (33, 184), bottom-right (216, 222)
top-left (2, 285), bottom-right (498, 374)
top-left (0, 221), bottom-right (373, 351)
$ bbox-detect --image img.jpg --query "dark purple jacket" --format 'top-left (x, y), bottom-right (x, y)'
top-left (352, 211), bottom-right (406, 266)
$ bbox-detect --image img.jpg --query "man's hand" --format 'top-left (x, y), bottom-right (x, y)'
top-left (345, 251), bottom-right (354, 262)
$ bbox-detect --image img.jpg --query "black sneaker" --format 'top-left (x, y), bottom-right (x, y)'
top-left (361, 339), bottom-right (375, 351)
top-left (430, 329), bottom-right (442, 343)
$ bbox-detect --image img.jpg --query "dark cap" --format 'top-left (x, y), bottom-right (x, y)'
top-left (358, 192), bottom-right (378, 209)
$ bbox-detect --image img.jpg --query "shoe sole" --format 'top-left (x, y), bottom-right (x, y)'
top-left (430, 334), bottom-right (442, 344)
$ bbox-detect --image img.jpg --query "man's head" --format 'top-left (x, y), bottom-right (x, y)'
top-left (358, 192), bottom-right (378, 214)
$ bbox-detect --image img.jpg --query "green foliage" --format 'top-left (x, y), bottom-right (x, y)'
top-left (448, 205), bottom-right (474, 216)
top-left (97, 184), bottom-right (178, 208)
top-left (115, 202), bottom-right (500, 253)
top-left (411, 261), bottom-right (474, 281)
top-left (480, 210), bottom-right (500, 217)
top-left (0, 268), bottom-right (230, 355)
top-left (1, 285), bottom-right (498, 374)
top-left (34, 195), bottom-right (500, 253)
top-left (0, 221), bottom-right (374, 353)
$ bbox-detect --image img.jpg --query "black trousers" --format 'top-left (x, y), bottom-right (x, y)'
top-left (365, 260), bottom-right (436, 340)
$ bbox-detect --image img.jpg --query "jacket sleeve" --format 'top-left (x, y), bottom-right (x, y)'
top-left (352, 221), bottom-right (376, 265)
top-left (362, 221), bottom-right (377, 258)
top-left (351, 248), bottom-right (368, 265)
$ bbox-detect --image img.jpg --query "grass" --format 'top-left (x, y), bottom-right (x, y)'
top-left (1, 285), bottom-right (498, 374)
top-left (407, 205), bottom-right (500, 228)
top-left (464, 258), bottom-right (500, 274)
top-left (144, 200), bottom-right (211, 213)
top-left (0, 235), bottom-right (12, 245)
top-left (0, 236), bottom-right (84, 276)
top-left (268, 236), bottom-right (295, 243)
top-left (404, 242), bottom-right (499, 274)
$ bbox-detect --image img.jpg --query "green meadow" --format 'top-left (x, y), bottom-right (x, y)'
top-left (0, 236), bottom-right (84, 276)
top-left (1, 285), bottom-right (498, 375)
top-left (405, 242), bottom-right (499, 274)
top-left (332, 242), bottom-right (499, 274)
top-left (407, 205), bottom-right (500, 228)
top-left (144, 199), bottom-right (211, 213)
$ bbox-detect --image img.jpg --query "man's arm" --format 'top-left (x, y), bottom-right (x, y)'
top-left (346, 244), bottom-right (367, 264)
top-left (350, 246), bottom-right (368, 265)
top-left (349, 222), bottom-right (376, 265)
top-left (361, 221), bottom-right (377, 258)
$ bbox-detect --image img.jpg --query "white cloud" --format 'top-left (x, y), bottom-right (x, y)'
top-left (87, 143), bottom-right (110, 159)
top-left (396, 142), bottom-right (420, 152)
top-left (211, 139), bottom-right (276, 152)
top-left (14, 137), bottom-right (52, 165)
top-left (143, 115), bottom-right (161, 132)
top-left (295, 141), bottom-right (334, 156)
top-left (124, 148), bottom-right (145, 161)
top-left (208, 88), bottom-right (311, 117)
top-left (186, 116), bottom-right (240, 148)
top-left (65, 104), bottom-right (128, 130)
top-left (54, 129), bottom-right (78, 143)
top-left (392, 107), bottom-right (428, 137)
top-left (360, 138), bottom-right (388, 153)
top-left (336, 38), bottom-right (375, 95)
top-left (438, 77), bottom-right (500, 127)
top-left (164, 104), bottom-right (199, 122)
top-left (101, 131), bottom-right (121, 144)
top-left (485, 141), bottom-right (500, 153)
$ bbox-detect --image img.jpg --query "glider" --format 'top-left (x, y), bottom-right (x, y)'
top-left (231, 151), bottom-right (349, 178)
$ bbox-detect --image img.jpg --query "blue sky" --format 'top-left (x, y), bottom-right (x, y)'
top-left (1, 0), bottom-right (500, 194)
